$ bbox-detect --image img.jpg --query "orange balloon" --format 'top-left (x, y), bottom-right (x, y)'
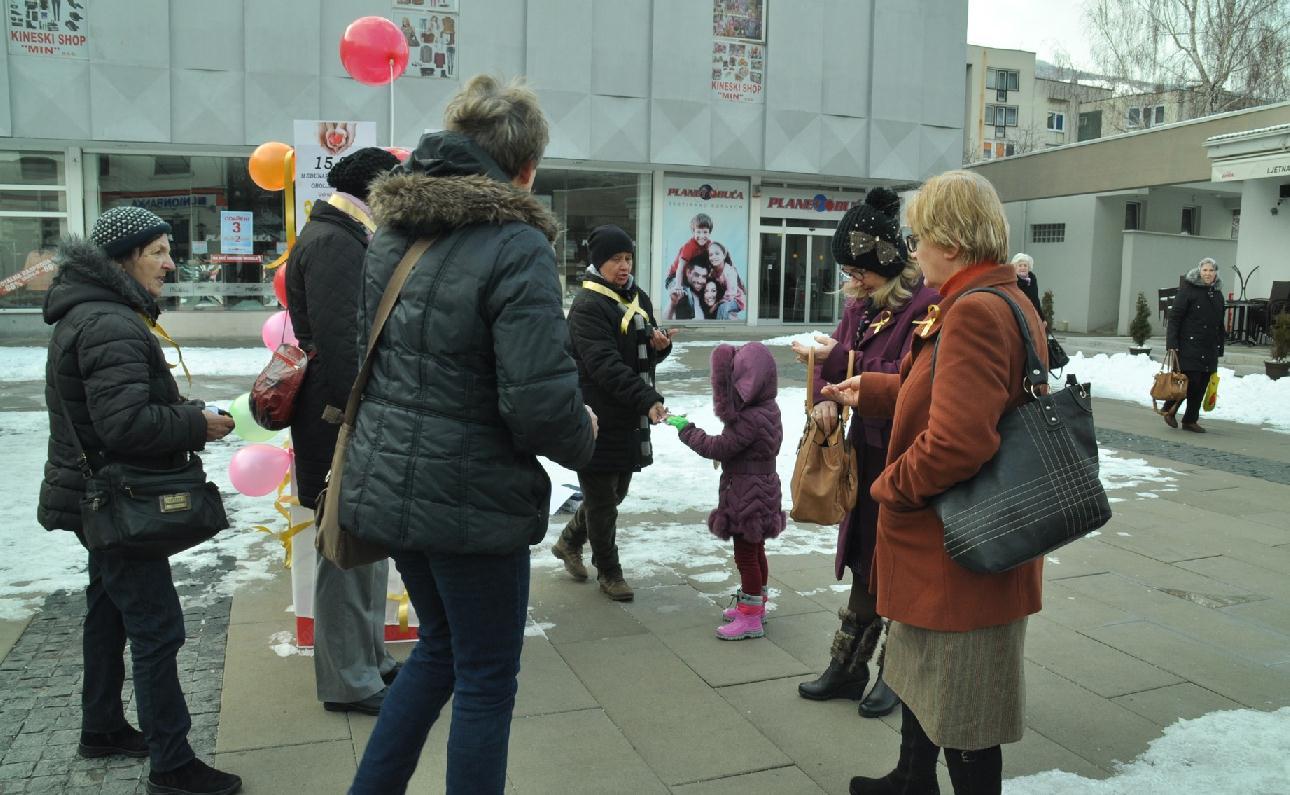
top-left (249, 142), bottom-right (292, 192)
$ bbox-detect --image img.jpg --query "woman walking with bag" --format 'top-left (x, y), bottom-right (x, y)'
top-left (40, 207), bottom-right (242, 795)
top-left (823, 171), bottom-right (1045, 795)
top-left (790, 188), bottom-right (938, 719)
top-left (340, 75), bottom-right (597, 794)
top-left (1161, 257), bottom-right (1224, 433)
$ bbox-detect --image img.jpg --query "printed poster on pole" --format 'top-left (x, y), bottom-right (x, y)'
top-left (292, 120), bottom-right (377, 236)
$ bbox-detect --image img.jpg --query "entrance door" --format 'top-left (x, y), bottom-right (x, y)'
top-left (774, 231), bottom-right (839, 324)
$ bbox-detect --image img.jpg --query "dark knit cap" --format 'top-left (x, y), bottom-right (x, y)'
top-left (831, 187), bottom-right (907, 278)
top-left (327, 147), bottom-right (400, 201)
top-left (90, 206), bottom-right (172, 260)
top-left (588, 225), bottom-right (635, 267)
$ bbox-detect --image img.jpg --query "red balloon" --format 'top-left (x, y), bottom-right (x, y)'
top-left (339, 17), bottom-right (410, 86)
top-left (273, 263), bottom-right (288, 308)
top-left (384, 146), bottom-right (411, 162)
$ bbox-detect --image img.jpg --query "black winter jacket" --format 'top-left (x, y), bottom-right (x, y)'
top-left (39, 240), bottom-right (207, 532)
top-left (1167, 268), bottom-right (1225, 373)
top-left (1018, 271), bottom-right (1042, 318)
top-left (567, 269), bottom-right (670, 472)
top-left (286, 200), bottom-right (369, 508)
top-left (338, 132), bottom-right (595, 555)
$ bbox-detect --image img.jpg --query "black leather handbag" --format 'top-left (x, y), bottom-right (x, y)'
top-left (930, 288), bottom-right (1111, 574)
top-left (56, 392), bottom-right (228, 559)
top-left (1046, 332), bottom-right (1070, 372)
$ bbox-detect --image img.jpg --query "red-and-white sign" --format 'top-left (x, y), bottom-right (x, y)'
top-left (760, 189), bottom-right (867, 220)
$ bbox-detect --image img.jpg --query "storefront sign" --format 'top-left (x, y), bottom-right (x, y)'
top-left (210, 254), bottom-right (263, 264)
top-left (760, 189), bottom-right (866, 220)
top-left (6, 0), bottom-right (87, 59)
top-left (220, 211), bottom-right (254, 255)
top-left (292, 119), bottom-right (378, 236)
top-left (711, 0), bottom-right (765, 103)
top-left (127, 193), bottom-right (220, 211)
top-left (0, 256), bottom-right (55, 296)
top-left (659, 175), bottom-right (750, 323)
top-left (1211, 151), bottom-right (1290, 182)
top-left (391, 1), bottom-right (458, 80)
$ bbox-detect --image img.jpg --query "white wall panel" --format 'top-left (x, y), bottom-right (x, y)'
top-left (765, 0), bottom-right (822, 114)
top-left (765, 110), bottom-right (821, 173)
top-left (921, 0), bottom-right (967, 128)
top-left (91, 0), bottom-right (168, 67)
top-left (650, 98), bottom-right (710, 165)
top-left (821, 0), bottom-right (871, 118)
top-left (650, 0), bottom-right (710, 102)
top-left (712, 102), bottom-right (763, 170)
top-left (171, 0), bottom-right (243, 72)
top-left (526, 0), bottom-right (592, 92)
top-left (591, 95), bottom-right (650, 163)
top-left (461, 0), bottom-right (526, 78)
top-left (0, 46), bottom-right (13, 136)
top-left (245, 75), bottom-right (320, 145)
top-left (321, 0), bottom-right (389, 78)
top-left (91, 64), bottom-right (170, 142)
top-left (9, 57), bottom-right (91, 139)
top-left (869, 0), bottom-right (924, 125)
top-left (592, 0), bottom-right (650, 98)
top-left (245, 0), bottom-right (320, 77)
top-left (171, 69), bottom-right (244, 145)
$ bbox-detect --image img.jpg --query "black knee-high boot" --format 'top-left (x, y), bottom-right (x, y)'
top-left (945, 746), bottom-right (1002, 795)
top-left (849, 707), bottom-right (941, 794)
top-left (859, 621), bottom-right (901, 718)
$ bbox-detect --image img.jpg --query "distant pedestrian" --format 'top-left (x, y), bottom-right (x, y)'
top-left (40, 207), bottom-right (242, 795)
top-left (666, 342), bottom-right (785, 640)
top-left (1012, 252), bottom-right (1043, 318)
top-left (1162, 257), bottom-right (1224, 433)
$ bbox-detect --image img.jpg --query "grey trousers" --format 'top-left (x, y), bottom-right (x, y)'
top-left (559, 470), bottom-right (633, 576)
top-left (313, 555), bottom-right (398, 703)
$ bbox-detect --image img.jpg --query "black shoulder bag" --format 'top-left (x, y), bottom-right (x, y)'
top-left (930, 288), bottom-right (1111, 574)
top-left (54, 384), bottom-right (228, 559)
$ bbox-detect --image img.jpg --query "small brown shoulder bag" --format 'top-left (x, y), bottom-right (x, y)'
top-left (789, 348), bottom-right (858, 525)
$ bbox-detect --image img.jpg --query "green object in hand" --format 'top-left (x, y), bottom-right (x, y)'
top-left (665, 415), bottom-right (689, 430)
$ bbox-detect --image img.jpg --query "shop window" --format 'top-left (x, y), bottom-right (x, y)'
top-left (95, 154), bottom-right (285, 311)
top-left (1030, 223), bottom-right (1065, 243)
top-left (0, 152), bottom-right (69, 310)
top-left (530, 169), bottom-right (652, 305)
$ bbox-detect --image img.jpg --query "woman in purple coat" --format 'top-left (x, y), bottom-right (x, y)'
top-left (665, 342), bottom-right (785, 641)
top-left (791, 188), bottom-right (939, 717)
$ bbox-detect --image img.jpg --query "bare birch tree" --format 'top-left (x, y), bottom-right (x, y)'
top-left (1086, 0), bottom-right (1290, 113)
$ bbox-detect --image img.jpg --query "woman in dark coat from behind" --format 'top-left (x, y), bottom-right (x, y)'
top-left (1162, 257), bottom-right (1225, 432)
top-left (286, 147), bottom-right (401, 716)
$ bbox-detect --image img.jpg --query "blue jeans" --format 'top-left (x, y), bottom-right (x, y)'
top-left (82, 548), bottom-right (194, 772)
top-left (350, 547), bottom-right (529, 795)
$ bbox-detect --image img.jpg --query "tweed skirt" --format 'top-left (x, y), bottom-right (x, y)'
top-left (884, 617), bottom-right (1028, 750)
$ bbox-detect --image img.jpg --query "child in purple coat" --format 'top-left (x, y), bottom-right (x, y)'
top-left (666, 342), bottom-right (785, 640)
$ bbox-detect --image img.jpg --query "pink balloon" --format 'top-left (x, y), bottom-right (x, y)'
top-left (384, 146), bottom-right (411, 162)
top-left (261, 310), bottom-right (297, 350)
top-left (228, 444), bottom-right (292, 497)
top-left (340, 17), bottom-right (410, 86)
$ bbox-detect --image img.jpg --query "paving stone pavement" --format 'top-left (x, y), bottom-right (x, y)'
top-left (0, 561), bottom-right (233, 794)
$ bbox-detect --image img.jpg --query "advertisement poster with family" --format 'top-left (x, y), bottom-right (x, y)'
top-left (392, 0), bottom-right (458, 79)
top-left (660, 176), bottom-right (750, 323)
top-left (711, 0), bottom-right (765, 103)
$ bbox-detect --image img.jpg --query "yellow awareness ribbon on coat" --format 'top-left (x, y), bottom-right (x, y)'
top-left (251, 451), bottom-right (311, 569)
top-left (138, 313), bottom-right (192, 389)
top-left (266, 149), bottom-right (297, 271)
top-left (868, 309), bottom-right (893, 335)
top-left (912, 304), bottom-right (940, 339)
top-left (581, 281), bottom-right (647, 334)
top-left (326, 192), bottom-right (377, 236)
top-left (387, 590), bottom-right (411, 632)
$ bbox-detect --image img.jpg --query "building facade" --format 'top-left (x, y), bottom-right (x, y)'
top-left (0, 0), bottom-right (968, 338)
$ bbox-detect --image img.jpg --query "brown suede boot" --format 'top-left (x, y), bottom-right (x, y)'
top-left (597, 570), bottom-right (634, 601)
top-left (551, 540), bottom-right (588, 581)
top-left (1182, 421), bottom-right (1206, 433)
top-left (1161, 404), bottom-right (1178, 428)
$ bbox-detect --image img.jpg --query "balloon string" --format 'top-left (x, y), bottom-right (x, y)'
top-left (389, 58), bottom-right (395, 147)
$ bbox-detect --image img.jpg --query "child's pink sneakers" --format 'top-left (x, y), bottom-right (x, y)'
top-left (716, 592), bottom-right (765, 640)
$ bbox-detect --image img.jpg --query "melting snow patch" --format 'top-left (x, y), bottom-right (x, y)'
top-left (269, 631), bottom-right (311, 657)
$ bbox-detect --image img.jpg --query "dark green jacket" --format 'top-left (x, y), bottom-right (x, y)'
top-left (338, 132), bottom-right (595, 554)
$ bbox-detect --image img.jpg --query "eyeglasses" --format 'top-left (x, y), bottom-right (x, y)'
top-left (840, 266), bottom-right (866, 281)
top-left (905, 234), bottom-right (920, 253)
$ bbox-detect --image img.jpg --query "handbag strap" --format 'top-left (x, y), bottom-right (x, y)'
top-left (804, 345), bottom-right (854, 433)
top-left (930, 287), bottom-right (1047, 394)
top-left (342, 237), bottom-right (436, 425)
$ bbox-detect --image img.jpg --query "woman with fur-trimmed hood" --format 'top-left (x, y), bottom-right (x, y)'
top-left (341, 76), bottom-right (596, 794)
top-left (666, 342), bottom-right (785, 641)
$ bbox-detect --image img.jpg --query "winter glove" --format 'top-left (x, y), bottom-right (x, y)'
top-left (665, 414), bottom-right (690, 431)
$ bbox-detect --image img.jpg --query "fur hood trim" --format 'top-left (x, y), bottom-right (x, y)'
top-left (710, 342), bottom-right (777, 423)
top-left (368, 172), bottom-right (559, 242)
top-left (44, 237), bottom-right (158, 324)
top-left (1184, 267), bottom-right (1223, 291)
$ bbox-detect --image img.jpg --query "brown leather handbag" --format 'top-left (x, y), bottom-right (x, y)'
top-left (315, 237), bottom-right (435, 569)
top-left (1150, 350), bottom-right (1189, 411)
top-left (789, 347), bottom-right (858, 525)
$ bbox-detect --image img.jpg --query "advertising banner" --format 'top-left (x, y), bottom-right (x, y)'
top-left (391, 0), bottom-right (458, 79)
top-left (6, 0), bottom-right (87, 59)
top-left (711, 0), bottom-right (765, 103)
top-left (220, 211), bottom-right (253, 255)
top-left (660, 175), bottom-right (750, 323)
top-left (759, 188), bottom-right (866, 221)
top-left (292, 119), bottom-right (377, 236)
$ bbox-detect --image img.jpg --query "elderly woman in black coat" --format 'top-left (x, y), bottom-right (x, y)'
top-left (286, 147), bottom-right (401, 717)
top-left (552, 224), bottom-right (675, 603)
top-left (40, 207), bottom-right (241, 795)
top-left (1162, 257), bottom-right (1225, 432)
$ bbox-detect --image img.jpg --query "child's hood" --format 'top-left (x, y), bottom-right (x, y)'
top-left (711, 341), bottom-right (778, 422)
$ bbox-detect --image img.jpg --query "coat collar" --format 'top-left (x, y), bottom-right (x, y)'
top-left (914, 263), bottom-right (1016, 341)
top-left (43, 237), bottom-right (159, 325)
top-left (368, 168), bottom-right (558, 242)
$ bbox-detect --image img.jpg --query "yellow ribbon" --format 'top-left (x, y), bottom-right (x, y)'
top-left (387, 590), bottom-right (411, 632)
top-left (913, 304), bottom-right (941, 339)
top-left (868, 309), bottom-right (893, 335)
top-left (266, 149), bottom-right (297, 271)
top-left (581, 281), bottom-right (647, 334)
top-left (139, 313), bottom-right (192, 389)
top-left (326, 193), bottom-right (377, 236)
top-left (251, 446), bottom-right (310, 569)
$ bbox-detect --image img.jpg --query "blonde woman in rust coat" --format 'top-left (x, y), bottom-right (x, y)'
top-left (824, 171), bottom-right (1045, 795)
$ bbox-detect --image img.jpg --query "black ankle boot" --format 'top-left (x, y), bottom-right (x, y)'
top-left (798, 610), bottom-right (880, 701)
top-left (946, 746), bottom-right (1002, 795)
top-left (859, 630), bottom-right (901, 718)
top-left (850, 707), bottom-right (941, 795)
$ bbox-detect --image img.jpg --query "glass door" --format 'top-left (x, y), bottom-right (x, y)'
top-left (758, 232), bottom-right (783, 321)
top-left (782, 234), bottom-right (809, 322)
top-left (809, 233), bottom-right (840, 324)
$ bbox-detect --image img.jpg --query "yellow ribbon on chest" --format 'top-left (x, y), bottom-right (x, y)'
top-left (581, 281), bottom-right (648, 334)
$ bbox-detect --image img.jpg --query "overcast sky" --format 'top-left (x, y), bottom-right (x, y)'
top-left (967, 0), bottom-right (1098, 72)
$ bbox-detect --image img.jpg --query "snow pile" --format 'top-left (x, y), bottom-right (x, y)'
top-left (1058, 352), bottom-right (1290, 433)
top-left (0, 345), bottom-right (270, 381)
top-left (1007, 707), bottom-right (1290, 793)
